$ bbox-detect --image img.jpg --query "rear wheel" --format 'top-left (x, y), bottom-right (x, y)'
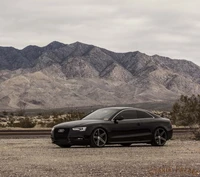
top-left (90, 128), bottom-right (107, 147)
top-left (151, 128), bottom-right (167, 146)
top-left (121, 143), bottom-right (132, 147)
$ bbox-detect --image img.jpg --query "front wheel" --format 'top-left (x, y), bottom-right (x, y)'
top-left (151, 128), bottom-right (167, 146)
top-left (90, 128), bottom-right (107, 147)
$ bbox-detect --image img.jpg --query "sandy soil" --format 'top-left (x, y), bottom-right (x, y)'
top-left (0, 139), bottom-right (200, 177)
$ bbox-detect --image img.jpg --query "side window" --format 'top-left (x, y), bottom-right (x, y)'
top-left (136, 111), bottom-right (153, 119)
top-left (117, 110), bottom-right (137, 119)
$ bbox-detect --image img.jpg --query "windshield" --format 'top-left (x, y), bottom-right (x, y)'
top-left (83, 109), bottom-right (119, 120)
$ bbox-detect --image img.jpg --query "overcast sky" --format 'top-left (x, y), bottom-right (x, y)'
top-left (0, 0), bottom-right (200, 66)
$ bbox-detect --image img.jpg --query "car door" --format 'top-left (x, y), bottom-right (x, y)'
top-left (135, 110), bottom-right (155, 141)
top-left (108, 110), bottom-right (141, 143)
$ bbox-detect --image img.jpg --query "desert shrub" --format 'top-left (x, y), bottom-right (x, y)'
top-left (67, 111), bottom-right (86, 119)
top-left (171, 95), bottom-right (200, 140)
top-left (0, 124), bottom-right (6, 128)
top-left (15, 110), bottom-right (25, 116)
top-left (7, 117), bottom-right (15, 127)
top-left (19, 117), bottom-right (36, 128)
top-left (12, 121), bottom-right (21, 127)
top-left (41, 113), bottom-right (50, 119)
top-left (45, 112), bottom-right (85, 128)
top-left (46, 117), bottom-right (78, 128)
top-left (171, 95), bottom-right (200, 126)
top-left (52, 111), bottom-right (60, 118)
top-left (37, 121), bottom-right (46, 128)
top-left (37, 112), bottom-right (42, 116)
top-left (45, 118), bottom-right (65, 128)
top-left (2, 111), bottom-right (8, 116)
top-left (193, 128), bottom-right (200, 140)
top-left (10, 112), bottom-right (14, 116)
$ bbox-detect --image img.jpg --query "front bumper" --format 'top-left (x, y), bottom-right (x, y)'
top-left (51, 127), bottom-right (90, 146)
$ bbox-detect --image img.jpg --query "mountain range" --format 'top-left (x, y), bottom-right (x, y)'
top-left (0, 41), bottom-right (200, 110)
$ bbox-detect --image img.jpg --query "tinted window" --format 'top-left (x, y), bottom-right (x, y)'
top-left (116, 110), bottom-right (137, 119)
top-left (83, 109), bottom-right (119, 120)
top-left (136, 111), bottom-right (153, 119)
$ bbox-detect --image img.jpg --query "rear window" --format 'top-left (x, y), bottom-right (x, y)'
top-left (136, 111), bottom-right (153, 118)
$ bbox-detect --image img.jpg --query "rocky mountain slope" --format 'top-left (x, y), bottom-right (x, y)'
top-left (0, 41), bottom-right (200, 110)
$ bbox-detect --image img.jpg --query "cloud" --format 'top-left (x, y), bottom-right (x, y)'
top-left (0, 0), bottom-right (200, 66)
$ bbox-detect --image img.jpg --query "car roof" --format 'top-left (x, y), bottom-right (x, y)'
top-left (100, 107), bottom-right (150, 112)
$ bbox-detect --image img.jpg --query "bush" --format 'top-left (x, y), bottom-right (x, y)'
top-left (37, 121), bottom-right (46, 128)
top-left (171, 95), bottom-right (200, 140)
top-left (193, 128), bottom-right (200, 140)
top-left (67, 111), bottom-right (86, 119)
top-left (7, 117), bottom-right (15, 127)
top-left (45, 111), bottom-right (86, 128)
top-left (2, 111), bottom-right (8, 116)
top-left (45, 118), bottom-right (64, 128)
top-left (19, 117), bottom-right (36, 128)
top-left (45, 116), bottom-right (82, 128)
top-left (16, 110), bottom-right (25, 116)
top-left (171, 95), bottom-right (200, 126)
top-left (0, 124), bottom-right (6, 128)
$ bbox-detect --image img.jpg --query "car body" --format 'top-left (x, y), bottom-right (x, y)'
top-left (51, 107), bottom-right (173, 147)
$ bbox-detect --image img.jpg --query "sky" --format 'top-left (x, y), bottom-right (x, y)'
top-left (0, 0), bottom-right (200, 66)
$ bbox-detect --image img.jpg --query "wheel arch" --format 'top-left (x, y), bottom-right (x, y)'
top-left (89, 125), bottom-right (109, 135)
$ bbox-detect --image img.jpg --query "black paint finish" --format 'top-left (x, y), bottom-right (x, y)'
top-left (51, 107), bottom-right (173, 147)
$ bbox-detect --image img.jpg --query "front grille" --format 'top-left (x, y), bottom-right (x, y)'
top-left (54, 128), bottom-right (70, 140)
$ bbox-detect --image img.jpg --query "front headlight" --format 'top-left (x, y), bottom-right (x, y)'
top-left (72, 127), bottom-right (87, 131)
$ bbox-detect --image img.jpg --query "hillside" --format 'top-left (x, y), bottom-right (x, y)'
top-left (0, 41), bottom-right (200, 110)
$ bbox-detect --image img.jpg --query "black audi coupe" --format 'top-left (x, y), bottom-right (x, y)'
top-left (51, 107), bottom-right (173, 148)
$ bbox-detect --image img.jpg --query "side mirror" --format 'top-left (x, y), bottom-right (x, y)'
top-left (114, 116), bottom-right (124, 123)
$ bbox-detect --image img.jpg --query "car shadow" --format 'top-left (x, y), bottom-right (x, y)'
top-left (49, 143), bottom-right (155, 149)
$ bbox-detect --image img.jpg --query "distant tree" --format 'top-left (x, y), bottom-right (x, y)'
top-left (17, 101), bottom-right (27, 116)
top-left (171, 94), bottom-right (200, 126)
top-left (2, 110), bottom-right (8, 116)
top-left (10, 112), bottom-right (14, 116)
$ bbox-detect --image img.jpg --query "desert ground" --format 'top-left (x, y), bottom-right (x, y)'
top-left (0, 138), bottom-right (200, 177)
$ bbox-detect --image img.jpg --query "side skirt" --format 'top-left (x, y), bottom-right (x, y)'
top-left (107, 140), bottom-right (152, 144)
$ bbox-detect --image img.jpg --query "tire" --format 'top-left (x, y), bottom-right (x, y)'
top-left (90, 128), bottom-right (107, 147)
top-left (151, 127), bottom-right (167, 146)
top-left (58, 144), bottom-right (71, 148)
top-left (121, 143), bottom-right (132, 147)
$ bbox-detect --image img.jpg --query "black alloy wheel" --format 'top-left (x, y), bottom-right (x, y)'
top-left (152, 128), bottom-right (167, 146)
top-left (90, 128), bottom-right (107, 147)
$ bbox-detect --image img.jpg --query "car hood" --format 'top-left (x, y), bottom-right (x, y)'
top-left (54, 119), bottom-right (106, 128)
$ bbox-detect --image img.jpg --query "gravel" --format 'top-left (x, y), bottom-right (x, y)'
top-left (0, 139), bottom-right (200, 177)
